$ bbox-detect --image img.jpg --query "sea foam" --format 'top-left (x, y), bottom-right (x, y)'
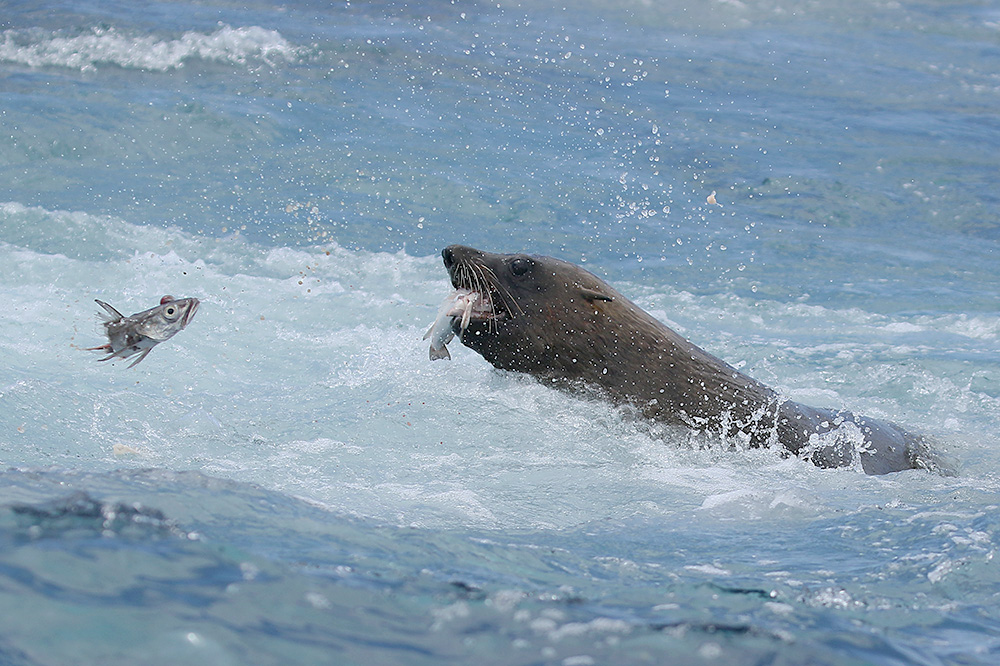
top-left (0, 25), bottom-right (302, 72)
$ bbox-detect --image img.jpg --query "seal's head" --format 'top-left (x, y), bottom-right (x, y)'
top-left (441, 244), bottom-right (630, 379)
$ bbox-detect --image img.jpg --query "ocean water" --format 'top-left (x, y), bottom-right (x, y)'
top-left (1, 0), bottom-right (999, 664)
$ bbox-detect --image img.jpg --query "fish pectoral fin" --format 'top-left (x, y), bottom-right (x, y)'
top-left (127, 348), bottom-right (153, 368)
top-left (95, 299), bottom-right (125, 321)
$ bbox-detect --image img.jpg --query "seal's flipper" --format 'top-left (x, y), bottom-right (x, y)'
top-left (579, 288), bottom-right (613, 303)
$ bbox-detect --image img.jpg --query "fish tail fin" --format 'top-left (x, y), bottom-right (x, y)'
top-left (429, 345), bottom-right (451, 361)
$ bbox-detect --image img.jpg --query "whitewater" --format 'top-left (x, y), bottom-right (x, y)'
top-left (1, 0), bottom-right (998, 664)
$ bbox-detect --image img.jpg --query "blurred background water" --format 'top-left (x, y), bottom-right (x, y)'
top-left (1, 1), bottom-right (998, 664)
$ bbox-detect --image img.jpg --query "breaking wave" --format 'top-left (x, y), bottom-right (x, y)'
top-left (0, 24), bottom-right (303, 72)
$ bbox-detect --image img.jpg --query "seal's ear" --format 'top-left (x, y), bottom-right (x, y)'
top-left (579, 287), bottom-right (613, 303)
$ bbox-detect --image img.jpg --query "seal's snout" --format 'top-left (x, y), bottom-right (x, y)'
top-left (442, 244), bottom-right (479, 269)
top-left (442, 246), bottom-right (485, 287)
top-left (442, 245), bottom-right (483, 268)
top-left (442, 245), bottom-right (458, 269)
top-left (441, 245), bottom-right (503, 304)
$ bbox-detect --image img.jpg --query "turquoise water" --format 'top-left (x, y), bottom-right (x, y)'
top-left (1, 1), bottom-right (998, 664)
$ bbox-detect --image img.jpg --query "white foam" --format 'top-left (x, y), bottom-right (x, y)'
top-left (0, 25), bottom-right (302, 72)
top-left (1, 202), bottom-right (997, 531)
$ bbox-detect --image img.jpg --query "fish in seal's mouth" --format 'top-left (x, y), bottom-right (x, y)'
top-left (423, 245), bottom-right (515, 360)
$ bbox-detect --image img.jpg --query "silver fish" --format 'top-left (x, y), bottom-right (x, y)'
top-left (86, 295), bottom-right (200, 368)
top-left (423, 289), bottom-right (478, 361)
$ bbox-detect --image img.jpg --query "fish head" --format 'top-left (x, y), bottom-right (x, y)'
top-left (136, 297), bottom-right (200, 341)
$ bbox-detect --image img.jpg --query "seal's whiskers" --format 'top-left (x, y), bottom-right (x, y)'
top-left (479, 264), bottom-right (524, 320)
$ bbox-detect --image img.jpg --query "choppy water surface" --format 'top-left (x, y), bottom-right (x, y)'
top-left (1, 1), bottom-right (998, 664)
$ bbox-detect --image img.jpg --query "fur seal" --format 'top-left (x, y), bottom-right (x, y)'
top-left (434, 244), bottom-right (942, 475)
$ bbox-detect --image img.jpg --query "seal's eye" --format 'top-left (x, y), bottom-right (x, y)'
top-left (510, 257), bottom-right (533, 277)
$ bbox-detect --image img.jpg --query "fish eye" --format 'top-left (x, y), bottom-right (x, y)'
top-left (510, 257), bottom-right (533, 277)
top-left (165, 306), bottom-right (176, 317)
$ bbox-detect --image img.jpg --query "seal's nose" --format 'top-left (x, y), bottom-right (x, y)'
top-left (442, 245), bottom-right (457, 269)
top-left (442, 244), bottom-right (479, 269)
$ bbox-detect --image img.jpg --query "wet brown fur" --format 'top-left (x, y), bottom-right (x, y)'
top-left (441, 245), bottom-right (944, 475)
